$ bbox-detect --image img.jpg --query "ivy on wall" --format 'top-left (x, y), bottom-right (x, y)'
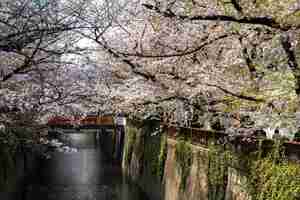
top-left (123, 126), bottom-right (137, 168)
top-left (175, 139), bottom-right (193, 190)
top-left (157, 134), bottom-right (167, 181)
top-left (142, 121), bottom-right (168, 181)
top-left (124, 121), bottom-right (168, 182)
top-left (144, 134), bottom-right (160, 176)
top-left (208, 143), bottom-right (228, 200)
top-left (124, 122), bottom-right (300, 200)
top-left (249, 141), bottom-right (300, 200)
top-left (207, 140), bottom-right (300, 200)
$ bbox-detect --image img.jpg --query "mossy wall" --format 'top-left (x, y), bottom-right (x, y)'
top-left (122, 121), bottom-right (300, 200)
top-left (163, 138), bottom-right (210, 200)
top-left (0, 144), bottom-right (42, 200)
top-left (122, 120), bottom-right (166, 200)
top-left (162, 139), bottom-right (251, 200)
top-left (99, 130), bottom-right (115, 160)
top-left (0, 144), bottom-right (17, 192)
top-left (122, 122), bottom-right (250, 200)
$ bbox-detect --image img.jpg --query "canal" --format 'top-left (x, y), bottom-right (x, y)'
top-left (23, 133), bottom-right (149, 200)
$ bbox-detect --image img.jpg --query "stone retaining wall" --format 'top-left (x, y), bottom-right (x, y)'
top-left (0, 144), bottom-right (44, 200)
top-left (122, 120), bottom-right (300, 200)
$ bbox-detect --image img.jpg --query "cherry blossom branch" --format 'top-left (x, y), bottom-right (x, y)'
top-left (142, 3), bottom-right (297, 31)
top-left (205, 83), bottom-right (265, 102)
top-left (111, 34), bottom-right (232, 58)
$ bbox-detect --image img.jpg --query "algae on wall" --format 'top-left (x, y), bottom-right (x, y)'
top-left (173, 138), bottom-right (229, 200)
top-left (248, 141), bottom-right (300, 200)
top-left (122, 120), bottom-right (168, 200)
top-left (208, 143), bottom-right (228, 200)
top-left (123, 120), bottom-right (168, 181)
top-left (175, 139), bottom-right (193, 191)
top-left (208, 140), bottom-right (300, 200)
top-left (123, 126), bottom-right (138, 169)
top-left (122, 121), bottom-right (300, 200)
top-left (157, 134), bottom-right (167, 181)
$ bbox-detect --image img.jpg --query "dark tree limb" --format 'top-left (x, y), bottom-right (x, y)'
top-left (206, 83), bottom-right (265, 102)
top-left (1, 33), bottom-right (44, 82)
top-left (238, 36), bottom-right (257, 79)
top-left (112, 34), bottom-right (231, 58)
top-left (100, 41), bottom-right (157, 82)
top-left (280, 34), bottom-right (300, 95)
top-left (141, 95), bottom-right (205, 112)
top-left (231, 0), bottom-right (243, 14)
top-left (142, 3), bottom-right (296, 31)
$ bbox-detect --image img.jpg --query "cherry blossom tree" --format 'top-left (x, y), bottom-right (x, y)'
top-left (0, 0), bottom-right (123, 139)
top-left (88, 0), bottom-right (300, 136)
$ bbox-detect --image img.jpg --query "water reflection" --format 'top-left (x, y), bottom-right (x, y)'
top-left (24, 133), bottom-right (148, 200)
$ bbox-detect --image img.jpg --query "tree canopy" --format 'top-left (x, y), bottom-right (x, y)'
top-left (1, 0), bottom-right (300, 138)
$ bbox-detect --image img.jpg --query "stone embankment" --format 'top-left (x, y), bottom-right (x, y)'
top-left (122, 120), bottom-right (300, 200)
top-left (0, 142), bottom-right (45, 200)
top-left (0, 138), bottom-right (78, 200)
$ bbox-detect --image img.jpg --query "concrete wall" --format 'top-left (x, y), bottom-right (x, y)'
top-left (122, 122), bottom-right (252, 200)
top-left (99, 126), bottom-right (125, 162)
top-left (0, 144), bottom-right (43, 200)
top-left (122, 122), bottom-right (164, 200)
top-left (162, 139), bottom-right (211, 200)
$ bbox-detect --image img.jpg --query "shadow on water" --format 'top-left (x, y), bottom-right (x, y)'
top-left (23, 133), bottom-right (149, 200)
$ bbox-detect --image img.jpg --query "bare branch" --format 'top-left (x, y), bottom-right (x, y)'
top-left (206, 83), bottom-right (265, 102)
top-left (142, 3), bottom-right (296, 31)
top-left (110, 34), bottom-right (231, 58)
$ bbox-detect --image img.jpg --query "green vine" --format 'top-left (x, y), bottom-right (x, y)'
top-left (123, 126), bottom-right (137, 167)
top-left (125, 121), bottom-right (168, 182)
top-left (124, 123), bottom-right (300, 200)
top-left (208, 143), bottom-right (228, 200)
top-left (249, 141), bottom-right (300, 200)
top-left (175, 139), bottom-right (193, 191)
top-left (142, 121), bottom-right (168, 182)
top-left (133, 127), bottom-right (144, 162)
top-left (144, 135), bottom-right (160, 176)
top-left (157, 134), bottom-right (167, 181)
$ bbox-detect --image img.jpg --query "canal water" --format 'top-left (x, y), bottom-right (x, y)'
top-left (23, 133), bottom-right (149, 200)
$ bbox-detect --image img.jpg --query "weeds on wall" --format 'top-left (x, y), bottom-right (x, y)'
top-left (111, 127), bottom-right (117, 157)
top-left (248, 140), bottom-right (300, 200)
top-left (123, 126), bottom-right (137, 167)
top-left (125, 121), bottom-right (168, 183)
top-left (175, 139), bottom-right (193, 190)
top-left (157, 134), bottom-right (167, 181)
top-left (144, 134), bottom-right (160, 176)
top-left (208, 143), bottom-right (228, 200)
top-left (125, 122), bottom-right (300, 200)
top-left (143, 121), bottom-right (167, 182)
top-left (133, 127), bottom-right (145, 163)
top-left (208, 140), bottom-right (300, 200)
